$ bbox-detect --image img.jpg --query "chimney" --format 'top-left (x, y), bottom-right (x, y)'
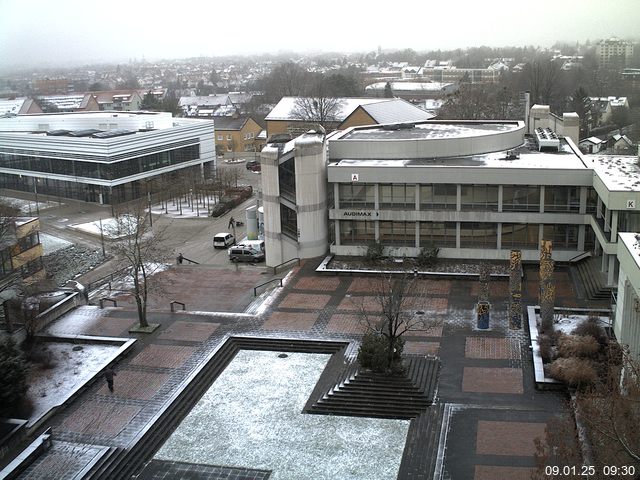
top-left (524, 91), bottom-right (531, 132)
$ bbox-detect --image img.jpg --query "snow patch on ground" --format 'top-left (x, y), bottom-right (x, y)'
top-left (26, 341), bottom-right (121, 427)
top-left (155, 350), bottom-right (409, 480)
top-left (0, 196), bottom-right (61, 214)
top-left (40, 233), bottom-right (73, 255)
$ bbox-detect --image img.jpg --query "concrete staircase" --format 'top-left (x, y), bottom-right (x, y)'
top-left (574, 257), bottom-right (614, 300)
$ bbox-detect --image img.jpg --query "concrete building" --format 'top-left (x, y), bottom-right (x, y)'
top-left (364, 82), bottom-right (457, 101)
top-left (596, 37), bottom-right (634, 69)
top-left (614, 232), bottom-right (640, 360)
top-left (0, 217), bottom-right (45, 287)
top-left (0, 111), bottom-right (215, 204)
top-left (259, 116), bottom-right (640, 292)
top-left (214, 116), bottom-right (263, 154)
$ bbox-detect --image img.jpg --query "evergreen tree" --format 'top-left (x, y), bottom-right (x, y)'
top-left (384, 82), bottom-right (394, 98)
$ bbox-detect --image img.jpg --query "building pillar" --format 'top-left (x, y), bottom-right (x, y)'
top-left (497, 185), bottom-right (503, 213)
top-left (497, 223), bottom-right (502, 250)
top-left (456, 184), bottom-right (462, 211)
top-left (455, 222), bottom-right (461, 249)
top-left (611, 210), bottom-right (619, 239)
top-left (335, 220), bottom-right (341, 246)
top-left (597, 197), bottom-right (603, 219)
top-left (374, 184), bottom-right (380, 242)
top-left (602, 252), bottom-right (608, 272)
top-left (578, 224), bottom-right (586, 251)
top-left (579, 186), bottom-right (587, 214)
top-left (604, 208), bottom-right (611, 233)
top-left (539, 186), bottom-right (545, 213)
top-left (607, 254), bottom-right (616, 287)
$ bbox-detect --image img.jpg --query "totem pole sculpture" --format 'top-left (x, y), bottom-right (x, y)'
top-left (476, 263), bottom-right (491, 329)
top-left (509, 249), bottom-right (523, 329)
top-left (539, 239), bottom-right (555, 333)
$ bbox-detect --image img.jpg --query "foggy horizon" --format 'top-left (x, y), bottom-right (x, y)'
top-left (2, 0), bottom-right (640, 72)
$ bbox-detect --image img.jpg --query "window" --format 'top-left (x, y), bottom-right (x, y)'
top-left (542, 224), bottom-right (579, 249)
top-left (339, 220), bottom-right (375, 245)
top-left (460, 185), bottom-right (499, 211)
top-left (379, 221), bottom-right (415, 246)
top-left (217, 134), bottom-right (223, 141)
top-left (278, 158), bottom-right (296, 202)
top-left (502, 223), bottom-right (539, 248)
top-left (502, 185), bottom-right (540, 212)
top-left (419, 221), bottom-right (456, 247)
top-left (250, 132), bottom-right (254, 139)
top-left (226, 134), bottom-right (232, 141)
top-left (227, 145), bottom-right (232, 151)
top-left (420, 184), bottom-right (456, 210)
top-left (379, 184), bottom-right (415, 210)
top-left (280, 204), bottom-right (297, 240)
top-left (338, 184), bottom-right (374, 209)
top-left (460, 222), bottom-right (497, 247)
top-left (544, 186), bottom-right (580, 212)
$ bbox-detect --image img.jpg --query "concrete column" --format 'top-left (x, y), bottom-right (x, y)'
top-left (374, 184), bottom-right (380, 241)
top-left (335, 219), bottom-right (341, 246)
top-left (538, 224), bottom-right (544, 247)
top-left (607, 255), bottom-right (616, 287)
top-left (597, 197), bottom-right (603, 219)
top-left (497, 223), bottom-right (502, 250)
top-left (334, 183), bottom-right (340, 209)
top-left (562, 112), bottom-right (580, 146)
top-left (602, 252), bottom-right (608, 272)
top-left (604, 208), bottom-right (611, 233)
top-left (456, 222), bottom-right (461, 249)
top-left (456, 184), bottom-right (461, 211)
top-left (497, 185), bottom-right (503, 213)
top-left (611, 210), bottom-right (619, 239)
top-left (415, 222), bottom-right (420, 248)
top-left (261, 144), bottom-right (283, 267)
top-left (578, 225), bottom-right (585, 251)
top-left (579, 186), bottom-right (587, 215)
top-left (539, 185), bottom-right (545, 213)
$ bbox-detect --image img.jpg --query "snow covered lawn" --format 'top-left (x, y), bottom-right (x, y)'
top-left (155, 350), bottom-right (409, 480)
top-left (40, 233), bottom-right (73, 255)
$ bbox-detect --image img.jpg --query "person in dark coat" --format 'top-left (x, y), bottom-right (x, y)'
top-left (177, 253), bottom-right (184, 264)
top-left (228, 216), bottom-right (235, 229)
top-left (104, 367), bottom-right (116, 393)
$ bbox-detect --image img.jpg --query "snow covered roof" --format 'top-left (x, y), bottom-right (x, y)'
top-left (365, 82), bottom-right (454, 93)
top-left (589, 155), bottom-right (640, 191)
top-left (0, 97), bottom-right (28, 115)
top-left (358, 99), bottom-right (434, 124)
top-left (580, 136), bottom-right (605, 145)
top-left (179, 95), bottom-right (232, 108)
top-left (619, 233), bottom-right (640, 273)
top-left (265, 97), bottom-right (383, 122)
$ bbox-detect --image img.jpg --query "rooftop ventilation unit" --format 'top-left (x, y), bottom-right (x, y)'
top-left (534, 127), bottom-right (560, 151)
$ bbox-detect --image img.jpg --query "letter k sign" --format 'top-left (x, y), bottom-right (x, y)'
top-left (351, 173), bottom-right (359, 182)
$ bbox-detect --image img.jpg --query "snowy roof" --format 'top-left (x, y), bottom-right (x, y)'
top-left (358, 99), bottom-right (435, 124)
top-left (265, 97), bottom-right (383, 121)
top-left (580, 136), bottom-right (605, 145)
top-left (341, 121), bottom-right (520, 141)
top-left (619, 232), bottom-right (640, 271)
top-left (0, 97), bottom-right (27, 115)
top-left (365, 82), bottom-right (454, 93)
top-left (213, 116), bottom-right (249, 131)
top-left (589, 155), bottom-right (640, 191)
top-left (179, 95), bottom-right (232, 108)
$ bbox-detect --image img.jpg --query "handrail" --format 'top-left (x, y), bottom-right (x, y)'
top-left (99, 298), bottom-right (118, 309)
top-left (568, 251), bottom-right (592, 263)
top-left (177, 256), bottom-right (199, 265)
top-left (254, 278), bottom-right (283, 296)
top-left (87, 267), bottom-right (129, 293)
top-left (272, 257), bottom-right (300, 275)
top-left (170, 301), bottom-right (186, 312)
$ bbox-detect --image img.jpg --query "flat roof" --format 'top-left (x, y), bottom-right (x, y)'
top-left (338, 121), bottom-right (521, 141)
top-left (589, 155), bottom-right (640, 191)
top-left (619, 232), bottom-right (640, 270)
top-left (331, 137), bottom-right (588, 170)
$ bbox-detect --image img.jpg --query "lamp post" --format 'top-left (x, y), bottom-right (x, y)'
top-left (34, 178), bottom-right (40, 215)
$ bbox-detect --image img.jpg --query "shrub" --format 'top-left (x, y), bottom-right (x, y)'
top-left (547, 357), bottom-right (598, 388)
top-left (0, 338), bottom-right (29, 417)
top-left (357, 332), bottom-right (405, 374)
top-left (416, 244), bottom-right (439, 267)
top-left (556, 334), bottom-right (600, 358)
top-left (365, 242), bottom-right (385, 264)
top-left (572, 317), bottom-right (608, 346)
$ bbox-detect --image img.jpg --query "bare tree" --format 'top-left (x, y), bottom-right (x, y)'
top-left (0, 201), bottom-right (20, 246)
top-left (356, 273), bottom-right (442, 371)
top-left (527, 58), bottom-right (561, 107)
top-left (292, 75), bottom-right (345, 131)
top-left (105, 201), bottom-right (169, 329)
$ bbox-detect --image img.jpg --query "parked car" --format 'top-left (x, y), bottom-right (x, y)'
top-left (213, 232), bottom-right (235, 249)
top-left (245, 160), bottom-right (261, 172)
top-left (228, 245), bottom-right (265, 263)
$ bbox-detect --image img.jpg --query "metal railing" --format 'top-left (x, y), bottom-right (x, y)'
top-left (254, 278), bottom-right (283, 296)
top-left (568, 251), bottom-right (592, 263)
top-left (87, 267), bottom-right (129, 293)
top-left (99, 298), bottom-right (118, 309)
top-left (272, 257), bottom-right (300, 275)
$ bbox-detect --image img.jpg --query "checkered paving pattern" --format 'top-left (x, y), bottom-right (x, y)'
top-left (277, 293), bottom-right (332, 309)
top-left (337, 296), bottom-right (383, 312)
top-left (325, 313), bottom-right (368, 335)
top-left (261, 311), bottom-right (319, 331)
top-left (413, 279), bottom-right (452, 296)
top-left (47, 312), bottom-right (134, 337)
top-left (475, 420), bottom-right (547, 456)
top-left (293, 276), bottom-right (341, 291)
top-left (96, 370), bottom-right (170, 400)
top-left (404, 323), bottom-right (444, 337)
top-left (474, 465), bottom-right (537, 480)
top-left (404, 341), bottom-right (439, 356)
top-left (59, 401), bottom-right (141, 438)
top-left (130, 345), bottom-right (197, 369)
top-left (158, 321), bottom-right (220, 342)
top-left (465, 337), bottom-right (521, 360)
top-left (347, 277), bottom-right (381, 293)
top-left (19, 442), bottom-right (106, 479)
top-left (462, 367), bottom-right (524, 394)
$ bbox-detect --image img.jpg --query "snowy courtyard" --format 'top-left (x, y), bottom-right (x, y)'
top-left (155, 350), bottom-right (409, 480)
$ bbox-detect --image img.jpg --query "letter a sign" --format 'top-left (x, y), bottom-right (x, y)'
top-left (351, 173), bottom-right (359, 182)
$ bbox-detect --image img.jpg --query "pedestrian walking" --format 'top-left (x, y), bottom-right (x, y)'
top-left (104, 367), bottom-right (116, 393)
top-left (177, 253), bottom-right (184, 264)
top-left (228, 216), bottom-right (235, 229)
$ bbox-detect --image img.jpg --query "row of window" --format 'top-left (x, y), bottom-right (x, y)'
top-left (339, 220), bottom-right (580, 249)
top-left (216, 132), bottom-right (256, 141)
top-left (0, 145), bottom-right (200, 180)
top-left (337, 183), bottom-right (588, 213)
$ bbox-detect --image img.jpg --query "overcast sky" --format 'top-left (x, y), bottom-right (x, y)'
top-left (1, 0), bottom-right (639, 69)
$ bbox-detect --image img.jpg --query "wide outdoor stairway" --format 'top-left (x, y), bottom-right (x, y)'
top-left (574, 257), bottom-right (615, 300)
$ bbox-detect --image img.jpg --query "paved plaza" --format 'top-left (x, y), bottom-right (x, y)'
top-left (6, 256), bottom-right (608, 479)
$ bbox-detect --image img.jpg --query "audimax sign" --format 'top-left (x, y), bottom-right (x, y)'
top-left (342, 211), bottom-right (379, 218)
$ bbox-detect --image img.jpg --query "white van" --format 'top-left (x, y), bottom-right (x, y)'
top-left (213, 232), bottom-right (235, 249)
top-left (236, 239), bottom-right (265, 253)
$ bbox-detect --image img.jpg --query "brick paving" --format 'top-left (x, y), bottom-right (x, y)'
top-left (462, 367), bottom-right (524, 394)
top-left (158, 321), bottom-right (220, 342)
top-left (16, 260), bottom-right (588, 479)
top-left (464, 337), bottom-right (520, 360)
top-left (475, 420), bottom-right (547, 456)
